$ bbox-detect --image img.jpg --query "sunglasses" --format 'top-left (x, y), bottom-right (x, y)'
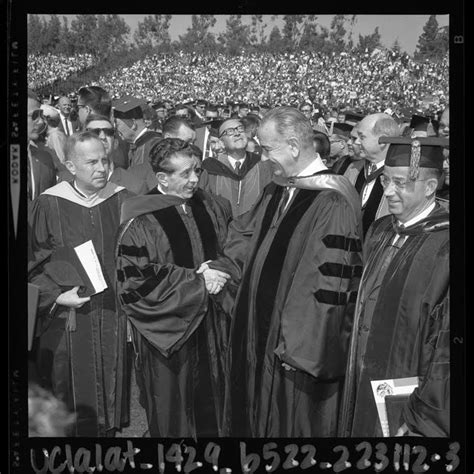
top-left (87, 127), bottom-right (115, 137)
top-left (28, 109), bottom-right (44, 120)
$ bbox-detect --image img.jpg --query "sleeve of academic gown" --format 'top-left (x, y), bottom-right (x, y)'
top-left (274, 191), bottom-right (363, 380)
top-left (403, 288), bottom-right (450, 437)
top-left (207, 186), bottom-right (270, 282)
top-left (116, 214), bottom-right (209, 358)
top-left (28, 196), bottom-right (64, 313)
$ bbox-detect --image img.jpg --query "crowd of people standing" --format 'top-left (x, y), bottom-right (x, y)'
top-left (26, 57), bottom-right (451, 441)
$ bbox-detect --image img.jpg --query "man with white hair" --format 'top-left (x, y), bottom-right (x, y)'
top-left (344, 113), bottom-right (401, 237)
top-left (29, 131), bottom-right (131, 436)
top-left (207, 106), bottom-right (363, 437)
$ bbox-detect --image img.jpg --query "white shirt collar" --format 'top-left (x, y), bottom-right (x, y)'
top-left (399, 201), bottom-right (436, 228)
top-left (296, 155), bottom-right (328, 177)
top-left (227, 155), bottom-right (246, 169)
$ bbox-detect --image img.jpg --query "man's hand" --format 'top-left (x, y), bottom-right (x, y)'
top-left (55, 286), bottom-right (91, 308)
top-left (196, 267), bottom-right (230, 295)
top-left (282, 362), bottom-right (296, 372)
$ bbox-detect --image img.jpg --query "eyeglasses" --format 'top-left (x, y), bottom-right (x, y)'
top-left (28, 109), bottom-right (44, 120)
top-left (77, 104), bottom-right (87, 109)
top-left (87, 127), bottom-right (115, 137)
top-left (219, 125), bottom-right (245, 137)
top-left (301, 109), bottom-right (312, 113)
top-left (379, 175), bottom-right (429, 190)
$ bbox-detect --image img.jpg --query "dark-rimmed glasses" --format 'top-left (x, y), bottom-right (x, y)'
top-left (87, 127), bottom-right (115, 137)
top-left (219, 125), bottom-right (244, 138)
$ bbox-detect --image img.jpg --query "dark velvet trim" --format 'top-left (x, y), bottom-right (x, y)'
top-left (117, 265), bottom-right (157, 283)
top-left (314, 289), bottom-right (350, 306)
top-left (189, 191), bottom-right (218, 261)
top-left (229, 185), bottom-right (284, 435)
top-left (355, 167), bottom-right (366, 194)
top-left (318, 262), bottom-right (363, 279)
top-left (255, 189), bottom-right (321, 381)
top-left (256, 186), bottom-right (283, 249)
top-left (322, 235), bottom-right (362, 252)
top-left (362, 177), bottom-right (384, 236)
top-left (334, 156), bottom-right (353, 176)
top-left (118, 244), bottom-right (149, 258)
top-left (119, 267), bottom-right (169, 305)
top-left (201, 153), bottom-right (261, 181)
top-left (152, 207), bottom-right (194, 268)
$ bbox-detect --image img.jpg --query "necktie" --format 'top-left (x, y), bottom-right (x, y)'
top-left (366, 162), bottom-right (377, 177)
top-left (234, 160), bottom-right (241, 176)
top-left (64, 118), bottom-right (70, 136)
top-left (275, 187), bottom-right (290, 221)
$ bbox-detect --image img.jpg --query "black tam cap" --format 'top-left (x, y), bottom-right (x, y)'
top-left (344, 111), bottom-right (364, 125)
top-left (332, 122), bottom-right (353, 138)
top-left (113, 96), bottom-right (146, 119)
top-left (379, 136), bottom-right (448, 179)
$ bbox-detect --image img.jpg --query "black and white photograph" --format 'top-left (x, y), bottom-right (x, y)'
top-left (7, 5), bottom-right (467, 473)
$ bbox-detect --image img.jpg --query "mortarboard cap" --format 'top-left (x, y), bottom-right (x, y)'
top-left (409, 114), bottom-right (437, 137)
top-left (208, 119), bottom-right (224, 137)
top-left (344, 111), bottom-right (364, 125)
top-left (113, 96), bottom-right (147, 119)
top-left (379, 136), bottom-right (448, 179)
top-left (332, 122), bottom-right (353, 138)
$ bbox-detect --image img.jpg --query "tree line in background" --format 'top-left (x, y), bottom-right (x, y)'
top-left (28, 14), bottom-right (449, 61)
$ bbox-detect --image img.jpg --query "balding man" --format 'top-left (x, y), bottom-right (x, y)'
top-left (28, 132), bottom-right (131, 436)
top-left (57, 96), bottom-right (79, 137)
top-left (207, 106), bottom-right (363, 437)
top-left (342, 113), bottom-right (401, 237)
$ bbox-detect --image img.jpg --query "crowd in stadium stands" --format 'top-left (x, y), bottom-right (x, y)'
top-left (27, 53), bottom-right (97, 91)
top-left (29, 50), bottom-right (448, 116)
top-left (26, 44), bottom-right (452, 443)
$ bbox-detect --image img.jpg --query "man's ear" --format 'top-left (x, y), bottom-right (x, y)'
top-left (131, 119), bottom-right (138, 131)
top-left (64, 160), bottom-right (76, 176)
top-left (156, 172), bottom-right (168, 188)
top-left (425, 177), bottom-right (439, 196)
top-left (287, 136), bottom-right (300, 158)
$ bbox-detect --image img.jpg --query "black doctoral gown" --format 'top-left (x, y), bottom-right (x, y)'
top-left (211, 171), bottom-right (363, 437)
top-left (116, 188), bottom-right (231, 438)
top-left (339, 205), bottom-right (450, 437)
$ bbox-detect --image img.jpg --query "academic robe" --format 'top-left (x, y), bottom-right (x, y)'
top-left (115, 188), bottom-right (231, 438)
top-left (338, 205), bottom-right (449, 437)
top-left (212, 171), bottom-right (363, 437)
top-left (28, 181), bottom-right (131, 436)
top-left (199, 153), bottom-right (273, 218)
top-left (128, 130), bottom-right (161, 168)
top-left (343, 160), bottom-right (390, 237)
top-left (403, 288), bottom-right (450, 436)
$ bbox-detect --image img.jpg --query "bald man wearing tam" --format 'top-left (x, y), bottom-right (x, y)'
top-left (339, 136), bottom-right (450, 438)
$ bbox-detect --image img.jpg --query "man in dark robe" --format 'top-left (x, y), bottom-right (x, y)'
top-left (115, 138), bottom-right (231, 438)
top-left (29, 132), bottom-right (131, 436)
top-left (342, 113), bottom-right (401, 237)
top-left (339, 136), bottom-right (450, 437)
top-left (199, 118), bottom-right (273, 219)
top-left (208, 106), bottom-right (363, 437)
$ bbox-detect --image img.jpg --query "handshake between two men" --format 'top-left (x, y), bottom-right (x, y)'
top-left (196, 261), bottom-right (230, 295)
